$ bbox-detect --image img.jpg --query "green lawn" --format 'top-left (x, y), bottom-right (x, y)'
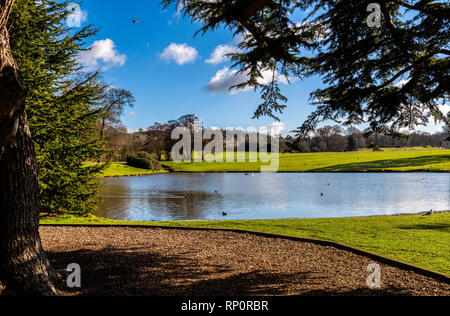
top-left (88, 149), bottom-right (450, 176)
top-left (86, 162), bottom-right (168, 177)
top-left (41, 212), bottom-right (450, 276)
top-left (162, 148), bottom-right (450, 172)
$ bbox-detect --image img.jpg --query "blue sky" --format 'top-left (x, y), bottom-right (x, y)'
top-left (73, 1), bottom-right (446, 135)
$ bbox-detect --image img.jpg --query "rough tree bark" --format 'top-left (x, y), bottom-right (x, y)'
top-left (0, 0), bottom-right (57, 295)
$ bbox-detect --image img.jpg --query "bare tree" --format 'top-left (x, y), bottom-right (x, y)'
top-left (99, 87), bottom-right (135, 140)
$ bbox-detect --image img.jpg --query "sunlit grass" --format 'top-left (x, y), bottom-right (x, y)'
top-left (162, 149), bottom-right (450, 172)
top-left (85, 162), bottom-right (168, 177)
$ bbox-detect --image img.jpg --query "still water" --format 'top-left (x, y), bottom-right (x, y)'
top-left (95, 173), bottom-right (450, 221)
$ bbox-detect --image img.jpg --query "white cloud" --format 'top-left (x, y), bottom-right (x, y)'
top-left (206, 67), bottom-right (247, 94)
top-left (77, 39), bottom-right (126, 71)
top-left (206, 66), bottom-right (288, 94)
top-left (127, 128), bottom-right (139, 134)
top-left (160, 43), bottom-right (198, 65)
top-left (395, 79), bottom-right (410, 88)
top-left (266, 122), bottom-right (287, 136)
top-left (127, 127), bottom-right (149, 134)
top-left (206, 44), bottom-right (237, 64)
top-left (438, 104), bottom-right (450, 116)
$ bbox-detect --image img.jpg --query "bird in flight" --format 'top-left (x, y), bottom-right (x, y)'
top-left (133, 18), bottom-right (139, 24)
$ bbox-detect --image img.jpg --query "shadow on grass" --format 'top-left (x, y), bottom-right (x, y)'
top-left (49, 247), bottom-right (415, 296)
top-left (397, 223), bottom-right (450, 233)
top-left (311, 155), bottom-right (450, 172)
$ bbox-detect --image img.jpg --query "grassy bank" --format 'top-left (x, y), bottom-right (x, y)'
top-left (41, 212), bottom-right (450, 275)
top-left (162, 149), bottom-right (450, 172)
top-left (85, 162), bottom-right (168, 177)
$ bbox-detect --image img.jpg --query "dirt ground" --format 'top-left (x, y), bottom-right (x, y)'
top-left (39, 226), bottom-right (449, 296)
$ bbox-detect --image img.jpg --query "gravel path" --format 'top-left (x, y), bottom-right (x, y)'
top-left (40, 226), bottom-right (450, 296)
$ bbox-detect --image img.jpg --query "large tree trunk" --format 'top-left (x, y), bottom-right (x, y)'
top-left (0, 0), bottom-right (57, 295)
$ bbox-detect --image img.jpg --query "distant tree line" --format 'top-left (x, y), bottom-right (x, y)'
top-left (101, 116), bottom-right (449, 162)
top-left (283, 125), bottom-right (449, 153)
top-left (102, 113), bottom-right (287, 162)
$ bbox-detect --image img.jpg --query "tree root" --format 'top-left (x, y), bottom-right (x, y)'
top-left (0, 253), bottom-right (59, 296)
top-left (0, 281), bottom-right (5, 295)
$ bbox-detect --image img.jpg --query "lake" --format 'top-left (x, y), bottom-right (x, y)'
top-left (95, 173), bottom-right (450, 221)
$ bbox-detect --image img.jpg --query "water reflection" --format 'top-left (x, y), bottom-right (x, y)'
top-left (95, 173), bottom-right (450, 221)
